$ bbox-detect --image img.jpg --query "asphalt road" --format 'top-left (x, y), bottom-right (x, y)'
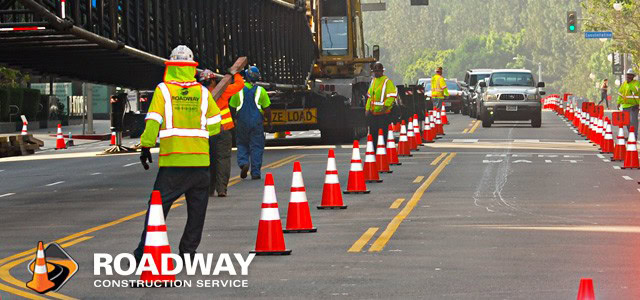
top-left (1, 111), bottom-right (640, 299)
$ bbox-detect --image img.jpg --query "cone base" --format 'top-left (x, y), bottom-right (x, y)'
top-left (343, 190), bottom-right (370, 194)
top-left (611, 159), bottom-right (623, 162)
top-left (622, 167), bottom-right (640, 169)
top-left (390, 162), bottom-right (402, 165)
top-left (366, 179), bottom-right (383, 183)
top-left (379, 170), bottom-right (393, 173)
top-left (317, 205), bottom-right (348, 210)
top-left (425, 141), bottom-right (435, 143)
top-left (398, 154), bottom-right (413, 157)
top-left (412, 149), bottom-right (420, 151)
top-left (284, 227), bottom-right (317, 233)
top-left (251, 249), bottom-right (292, 256)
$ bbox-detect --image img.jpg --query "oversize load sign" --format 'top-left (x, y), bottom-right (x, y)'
top-left (269, 108), bottom-right (318, 125)
top-left (612, 111), bottom-right (630, 127)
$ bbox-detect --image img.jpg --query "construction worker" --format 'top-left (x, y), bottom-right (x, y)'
top-left (618, 68), bottom-right (640, 138)
top-left (365, 62), bottom-right (397, 136)
top-left (229, 66), bottom-right (272, 180)
top-left (431, 67), bottom-right (449, 109)
top-left (135, 45), bottom-right (222, 262)
top-left (199, 69), bottom-right (245, 197)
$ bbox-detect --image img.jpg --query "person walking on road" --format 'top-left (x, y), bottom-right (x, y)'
top-left (618, 69), bottom-right (640, 138)
top-left (431, 67), bottom-right (449, 110)
top-left (136, 45), bottom-right (222, 262)
top-left (365, 62), bottom-right (398, 136)
top-left (200, 69), bottom-right (245, 197)
top-left (229, 66), bottom-right (272, 180)
top-left (598, 79), bottom-right (609, 109)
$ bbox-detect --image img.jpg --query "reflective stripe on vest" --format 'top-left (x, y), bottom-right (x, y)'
top-left (373, 79), bottom-right (390, 106)
top-left (157, 83), bottom-right (214, 139)
top-left (145, 112), bottom-right (163, 124)
top-left (236, 86), bottom-right (263, 111)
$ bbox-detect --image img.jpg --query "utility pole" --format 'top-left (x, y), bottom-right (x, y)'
top-left (538, 62), bottom-right (542, 82)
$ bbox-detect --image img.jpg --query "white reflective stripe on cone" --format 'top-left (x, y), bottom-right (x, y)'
top-left (628, 144), bottom-right (637, 151)
top-left (399, 135), bottom-right (408, 142)
top-left (145, 112), bottom-right (163, 124)
top-left (327, 158), bottom-right (337, 171)
top-left (159, 128), bottom-right (209, 138)
top-left (145, 232), bottom-right (169, 246)
top-left (289, 192), bottom-right (308, 203)
top-left (291, 173), bottom-right (304, 188)
top-left (262, 186), bottom-right (277, 204)
top-left (34, 264), bottom-right (48, 274)
top-left (325, 174), bottom-right (339, 184)
top-left (352, 149), bottom-right (361, 160)
top-left (350, 162), bottom-right (363, 172)
top-left (37, 250), bottom-right (44, 257)
top-left (147, 205), bottom-right (166, 226)
top-left (365, 154), bottom-right (376, 163)
top-left (376, 146), bottom-right (387, 155)
top-left (260, 208), bottom-right (280, 221)
top-left (387, 141), bottom-right (396, 148)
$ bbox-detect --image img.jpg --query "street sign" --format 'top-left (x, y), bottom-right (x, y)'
top-left (585, 31), bottom-right (613, 39)
top-left (613, 111), bottom-right (630, 127)
top-left (612, 53), bottom-right (624, 75)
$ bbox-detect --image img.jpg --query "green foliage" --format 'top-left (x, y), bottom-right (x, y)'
top-left (0, 67), bottom-right (30, 88)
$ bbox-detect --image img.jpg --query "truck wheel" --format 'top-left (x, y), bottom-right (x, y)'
top-left (481, 109), bottom-right (492, 128)
top-left (531, 111), bottom-right (542, 128)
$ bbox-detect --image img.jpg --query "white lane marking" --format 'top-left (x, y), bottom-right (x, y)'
top-left (90, 172), bottom-right (102, 175)
top-left (575, 140), bottom-right (589, 143)
top-left (603, 159), bottom-right (611, 162)
top-left (623, 176), bottom-right (633, 181)
top-left (0, 169), bottom-right (4, 172)
top-left (513, 139), bottom-right (540, 143)
top-left (614, 166), bottom-right (622, 170)
top-left (452, 139), bottom-right (479, 143)
top-left (573, 130), bottom-right (579, 133)
top-left (0, 193), bottom-right (15, 198)
top-left (45, 181), bottom-right (65, 187)
top-left (597, 154), bottom-right (605, 159)
top-left (123, 162), bottom-right (138, 167)
top-left (545, 160), bottom-right (552, 163)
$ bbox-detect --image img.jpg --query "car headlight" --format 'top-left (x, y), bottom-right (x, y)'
top-left (486, 94), bottom-right (498, 101)
top-left (527, 94), bottom-right (537, 100)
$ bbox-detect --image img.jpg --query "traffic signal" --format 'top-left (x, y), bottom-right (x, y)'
top-left (567, 11), bottom-right (577, 33)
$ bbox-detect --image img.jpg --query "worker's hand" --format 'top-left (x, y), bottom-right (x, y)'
top-left (140, 147), bottom-right (152, 170)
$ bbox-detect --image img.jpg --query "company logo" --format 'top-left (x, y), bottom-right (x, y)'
top-left (180, 88), bottom-right (190, 96)
top-left (26, 241), bottom-right (78, 294)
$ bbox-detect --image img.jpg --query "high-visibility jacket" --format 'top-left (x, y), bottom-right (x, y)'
top-left (141, 61), bottom-right (222, 167)
top-left (229, 83), bottom-right (271, 115)
top-left (617, 80), bottom-right (640, 108)
top-left (365, 76), bottom-right (397, 115)
top-left (431, 74), bottom-right (449, 99)
top-left (216, 73), bottom-right (245, 130)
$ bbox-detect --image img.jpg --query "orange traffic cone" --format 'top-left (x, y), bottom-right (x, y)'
top-left (429, 111), bottom-right (438, 140)
top-left (344, 140), bottom-right (370, 194)
top-left (363, 134), bottom-right (382, 183)
top-left (441, 104), bottom-right (449, 124)
top-left (424, 114), bottom-right (434, 143)
top-left (386, 124), bottom-right (401, 165)
top-left (601, 118), bottom-right (614, 154)
top-left (623, 126), bottom-right (639, 169)
top-left (252, 173), bottom-right (291, 255)
top-left (286, 131), bottom-right (292, 136)
top-left (576, 278), bottom-right (595, 300)
top-left (26, 241), bottom-right (55, 294)
top-left (55, 124), bottom-right (66, 150)
top-left (110, 130), bottom-right (116, 146)
top-left (21, 121), bottom-right (28, 136)
top-left (407, 117), bottom-right (417, 151)
top-left (376, 129), bottom-right (392, 173)
top-left (435, 111), bottom-right (445, 136)
top-left (139, 190), bottom-right (175, 284)
top-left (413, 114), bottom-right (422, 146)
top-left (393, 122), bottom-right (400, 133)
top-left (284, 162), bottom-right (316, 233)
top-left (397, 121), bottom-right (412, 157)
top-left (318, 149), bottom-right (347, 209)
top-left (613, 127), bottom-right (626, 161)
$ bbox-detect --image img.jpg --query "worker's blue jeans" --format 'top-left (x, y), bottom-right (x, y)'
top-left (236, 122), bottom-right (265, 177)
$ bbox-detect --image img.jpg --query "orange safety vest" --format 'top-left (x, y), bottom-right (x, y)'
top-left (215, 73), bottom-right (245, 131)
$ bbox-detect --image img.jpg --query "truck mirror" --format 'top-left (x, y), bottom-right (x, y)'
top-left (372, 45), bottom-right (380, 61)
top-left (537, 82), bottom-right (545, 88)
top-left (479, 81), bottom-right (487, 88)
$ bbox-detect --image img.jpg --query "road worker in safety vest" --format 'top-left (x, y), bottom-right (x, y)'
top-left (135, 45), bottom-right (222, 263)
top-left (618, 68), bottom-right (640, 138)
top-left (365, 62), bottom-right (397, 136)
top-left (431, 66), bottom-right (449, 110)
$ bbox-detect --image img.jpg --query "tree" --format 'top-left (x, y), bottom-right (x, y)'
top-left (0, 66), bottom-right (29, 88)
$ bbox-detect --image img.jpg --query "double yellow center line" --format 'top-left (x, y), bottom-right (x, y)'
top-left (463, 120), bottom-right (481, 134)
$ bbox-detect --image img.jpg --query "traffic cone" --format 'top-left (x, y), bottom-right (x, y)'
top-left (601, 118), bottom-right (614, 154)
top-left (110, 130), bottom-right (116, 146)
top-left (613, 127), bottom-right (626, 161)
top-left (424, 114), bottom-right (434, 143)
top-left (26, 241), bottom-right (55, 294)
top-left (363, 134), bottom-right (382, 183)
top-left (429, 112), bottom-right (438, 140)
top-left (599, 117), bottom-right (608, 148)
top-left (386, 124), bottom-right (401, 165)
top-left (21, 121), bottom-right (28, 135)
top-left (576, 278), bottom-right (595, 300)
top-left (252, 173), bottom-right (291, 255)
top-left (286, 131), bottom-right (292, 136)
top-left (397, 121), bottom-right (411, 157)
top-left (393, 122), bottom-right (400, 133)
top-left (344, 140), bottom-right (370, 194)
top-left (623, 126), bottom-right (639, 169)
top-left (441, 103), bottom-right (449, 124)
top-left (413, 114), bottom-right (422, 146)
top-left (284, 162), bottom-right (316, 233)
top-left (436, 111), bottom-right (445, 136)
top-left (140, 190), bottom-right (175, 284)
top-left (596, 117), bottom-right (603, 146)
top-left (407, 117), bottom-right (417, 151)
top-left (376, 129), bottom-right (392, 173)
top-left (55, 124), bottom-right (66, 150)
top-left (318, 149), bottom-right (347, 209)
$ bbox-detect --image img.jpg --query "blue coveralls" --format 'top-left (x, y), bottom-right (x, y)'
top-left (235, 86), bottom-right (265, 177)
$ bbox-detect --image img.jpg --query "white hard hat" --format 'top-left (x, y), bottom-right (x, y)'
top-left (169, 45), bottom-right (194, 62)
top-left (627, 68), bottom-right (636, 75)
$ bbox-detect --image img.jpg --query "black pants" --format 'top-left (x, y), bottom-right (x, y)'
top-left (598, 92), bottom-right (609, 109)
top-left (368, 114), bottom-right (390, 137)
top-left (209, 130), bottom-right (232, 195)
top-left (134, 167), bottom-right (210, 260)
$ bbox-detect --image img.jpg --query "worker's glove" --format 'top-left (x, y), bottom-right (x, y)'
top-left (140, 147), bottom-right (152, 170)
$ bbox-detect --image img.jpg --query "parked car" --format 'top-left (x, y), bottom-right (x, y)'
top-left (471, 79), bottom-right (487, 119)
top-left (418, 78), bottom-right (465, 114)
top-left (459, 82), bottom-right (472, 116)
top-left (464, 69), bottom-right (492, 118)
top-left (478, 69), bottom-right (546, 128)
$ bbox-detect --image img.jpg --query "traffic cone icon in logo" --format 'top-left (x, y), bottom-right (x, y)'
top-left (140, 190), bottom-right (175, 284)
top-left (55, 124), bottom-right (66, 150)
top-left (344, 140), bottom-right (370, 194)
top-left (26, 241), bottom-right (55, 294)
top-left (441, 104), bottom-right (449, 125)
top-left (612, 127), bottom-right (626, 161)
top-left (252, 173), bottom-right (291, 255)
top-left (363, 134), bottom-right (382, 183)
top-left (413, 114), bottom-right (422, 146)
top-left (623, 126), bottom-right (639, 169)
top-left (386, 124), bottom-right (401, 165)
top-left (601, 118), bottom-right (614, 154)
top-left (376, 129), bottom-right (392, 173)
top-left (407, 117), bottom-right (417, 151)
top-left (397, 121), bottom-right (411, 157)
top-left (576, 278), bottom-right (595, 300)
top-left (284, 162), bottom-right (316, 233)
top-left (318, 149), bottom-right (347, 209)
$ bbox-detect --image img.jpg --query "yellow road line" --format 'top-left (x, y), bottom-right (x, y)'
top-left (469, 120), bottom-right (481, 133)
top-left (413, 176), bottom-right (424, 183)
top-left (369, 153), bottom-right (456, 252)
top-left (269, 154), bottom-right (306, 169)
top-left (390, 198), bottom-right (405, 209)
top-left (348, 228), bottom-right (379, 253)
top-left (462, 128), bottom-right (469, 134)
top-left (430, 152), bottom-right (447, 165)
